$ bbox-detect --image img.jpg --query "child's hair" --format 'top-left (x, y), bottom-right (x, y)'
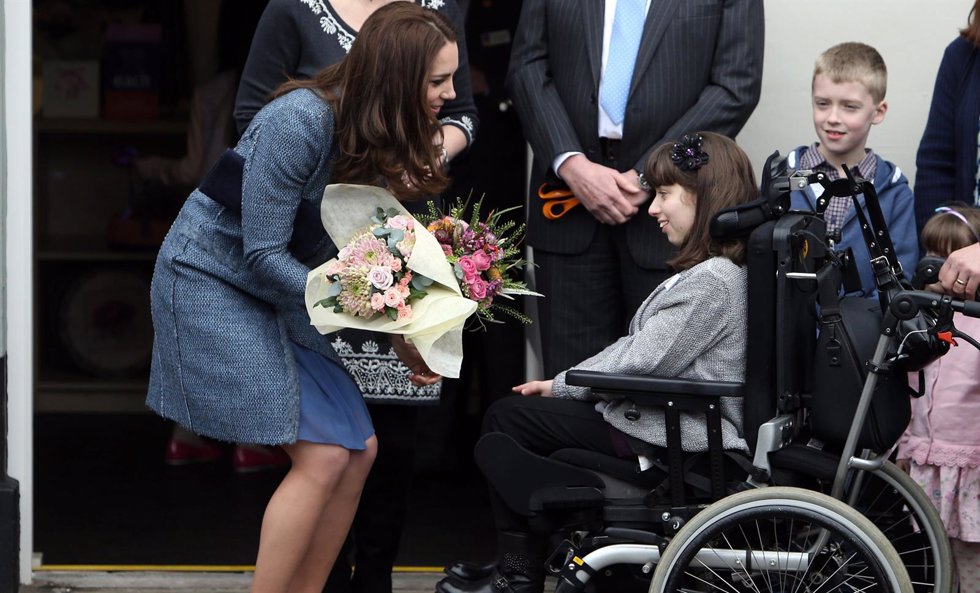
top-left (644, 131), bottom-right (758, 271)
top-left (813, 42), bottom-right (887, 104)
top-left (921, 203), bottom-right (980, 257)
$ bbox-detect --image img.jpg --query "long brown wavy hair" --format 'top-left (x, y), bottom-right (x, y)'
top-left (272, 2), bottom-right (456, 199)
top-left (644, 132), bottom-right (758, 271)
top-left (962, 0), bottom-right (980, 47)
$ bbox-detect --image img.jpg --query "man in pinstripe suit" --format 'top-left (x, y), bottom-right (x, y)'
top-left (508, 0), bottom-right (764, 378)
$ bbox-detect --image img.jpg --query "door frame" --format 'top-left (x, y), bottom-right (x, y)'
top-left (4, 0), bottom-right (34, 583)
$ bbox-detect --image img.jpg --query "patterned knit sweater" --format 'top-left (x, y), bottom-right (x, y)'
top-left (552, 257), bottom-right (748, 452)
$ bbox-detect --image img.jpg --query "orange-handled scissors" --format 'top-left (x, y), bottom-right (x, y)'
top-left (538, 182), bottom-right (580, 220)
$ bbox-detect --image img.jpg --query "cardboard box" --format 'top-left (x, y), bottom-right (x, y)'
top-left (41, 60), bottom-right (100, 119)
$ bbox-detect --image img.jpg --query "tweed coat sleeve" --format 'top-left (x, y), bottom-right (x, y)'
top-left (551, 260), bottom-right (745, 400)
top-left (633, 0), bottom-right (764, 171)
top-left (239, 92), bottom-right (333, 304)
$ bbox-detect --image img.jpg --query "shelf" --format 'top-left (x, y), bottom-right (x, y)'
top-left (34, 118), bottom-right (188, 135)
top-left (35, 371), bottom-right (149, 413)
top-left (36, 236), bottom-right (160, 262)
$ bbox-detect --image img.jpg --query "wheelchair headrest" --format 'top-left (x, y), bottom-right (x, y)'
top-left (710, 151), bottom-right (792, 240)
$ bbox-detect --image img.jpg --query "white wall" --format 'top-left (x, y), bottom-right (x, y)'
top-left (738, 0), bottom-right (974, 185)
top-left (3, 0), bottom-right (33, 582)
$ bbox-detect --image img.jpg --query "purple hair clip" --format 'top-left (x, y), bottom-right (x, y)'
top-left (670, 134), bottom-right (709, 172)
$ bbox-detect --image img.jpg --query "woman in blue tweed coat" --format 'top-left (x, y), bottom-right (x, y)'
top-left (147, 4), bottom-right (453, 592)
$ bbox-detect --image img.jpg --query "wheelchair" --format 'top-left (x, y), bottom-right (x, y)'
top-left (474, 153), bottom-right (980, 593)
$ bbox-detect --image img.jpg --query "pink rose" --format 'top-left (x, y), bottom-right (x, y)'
top-left (387, 215), bottom-right (412, 230)
top-left (370, 293), bottom-right (385, 311)
top-left (472, 250), bottom-right (492, 271)
top-left (458, 256), bottom-right (478, 277)
top-left (469, 277), bottom-right (488, 300)
top-left (368, 266), bottom-right (394, 290)
top-left (383, 287), bottom-right (403, 308)
top-left (397, 305), bottom-right (412, 320)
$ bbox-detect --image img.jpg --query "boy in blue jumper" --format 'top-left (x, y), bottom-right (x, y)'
top-left (786, 42), bottom-right (918, 296)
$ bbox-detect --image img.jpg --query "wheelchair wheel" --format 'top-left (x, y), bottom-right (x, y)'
top-left (649, 486), bottom-right (912, 593)
top-left (846, 461), bottom-right (954, 593)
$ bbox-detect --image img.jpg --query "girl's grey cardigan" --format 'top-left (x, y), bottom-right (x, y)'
top-left (552, 257), bottom-right (749, 452)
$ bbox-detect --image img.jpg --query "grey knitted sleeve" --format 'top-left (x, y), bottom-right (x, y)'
top-left (552, 260), bottom-right (743, 400)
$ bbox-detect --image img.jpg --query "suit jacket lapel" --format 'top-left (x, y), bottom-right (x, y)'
top-left (585, 0), bottom-right (604, 89)
top-left (629, 0), bottom-right (681, 98)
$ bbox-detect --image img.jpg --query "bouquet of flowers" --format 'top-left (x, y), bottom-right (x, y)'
top-left (306, 185), bottom-right (478, 378)
top-left (312, 208), bottom-right (430, 322)
top-left (423, 198), bottom-right (536, 326)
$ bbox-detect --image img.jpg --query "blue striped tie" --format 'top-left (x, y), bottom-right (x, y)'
top-left (600, 0), bottom-right (645, 125)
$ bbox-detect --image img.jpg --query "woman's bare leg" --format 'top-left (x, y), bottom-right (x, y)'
top-left (287, 436), bottom-right (378, 593)
top-left (251, 440), bottom-right (356, 593)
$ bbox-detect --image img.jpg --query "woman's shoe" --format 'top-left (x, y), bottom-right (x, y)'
top-left (444, 561), bottom-right (496, 583)
top-left (232, 444), bottom-right (291, 472)
top-left (164, 436), bottom-right (223, 465)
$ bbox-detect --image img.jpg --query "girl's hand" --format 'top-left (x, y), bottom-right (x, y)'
top-left (391, 335), bottom-right (441, 387)
top-left (512, 380), bottom-right (554, 397)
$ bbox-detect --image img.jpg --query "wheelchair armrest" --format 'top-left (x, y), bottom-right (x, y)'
top-left (565, 370), bottom-right (744, 399)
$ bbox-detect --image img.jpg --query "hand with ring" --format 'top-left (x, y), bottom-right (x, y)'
top-left (390, 335), bottom-right (442, 386)
top-left (939, 243), bottom-right (980, 300)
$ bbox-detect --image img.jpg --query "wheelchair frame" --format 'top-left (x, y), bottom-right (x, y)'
top-left (477, 153), bottom-right (979, 593)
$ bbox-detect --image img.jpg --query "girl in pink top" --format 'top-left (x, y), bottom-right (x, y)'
top-left (898, 203), bottom-right (980, 590)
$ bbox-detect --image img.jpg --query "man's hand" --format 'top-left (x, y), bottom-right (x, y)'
top-left (512, 380), bottom-right (554, 397)
top-left (617, 169), bottom-right (651, 208)
top-left (939, 242), bottom-right (980, 301)
top-left (558, 155), bottom-right (638, 224)
top-left (391, 335), bottom-right (442, 387)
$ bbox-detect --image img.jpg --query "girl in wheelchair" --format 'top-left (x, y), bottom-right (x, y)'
top-left (437, 132), bottom-right (759, 593)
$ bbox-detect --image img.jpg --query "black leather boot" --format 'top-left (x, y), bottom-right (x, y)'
top-left (435, 532), bottom-right (544, 593)
top-left (443, 561), bottom-right (495, 583)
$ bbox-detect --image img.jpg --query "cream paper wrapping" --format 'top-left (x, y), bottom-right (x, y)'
top-left (305, 184), bottom-right (477, 378)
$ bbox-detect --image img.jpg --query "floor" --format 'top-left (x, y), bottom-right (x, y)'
top-left (32, 412), bottom-right (496, 568)
top-left (22, 570), bottom-right (449, 593)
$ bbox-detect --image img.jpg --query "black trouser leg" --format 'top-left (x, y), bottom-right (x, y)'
top-left (482, 396), bottom-right (621, 532)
